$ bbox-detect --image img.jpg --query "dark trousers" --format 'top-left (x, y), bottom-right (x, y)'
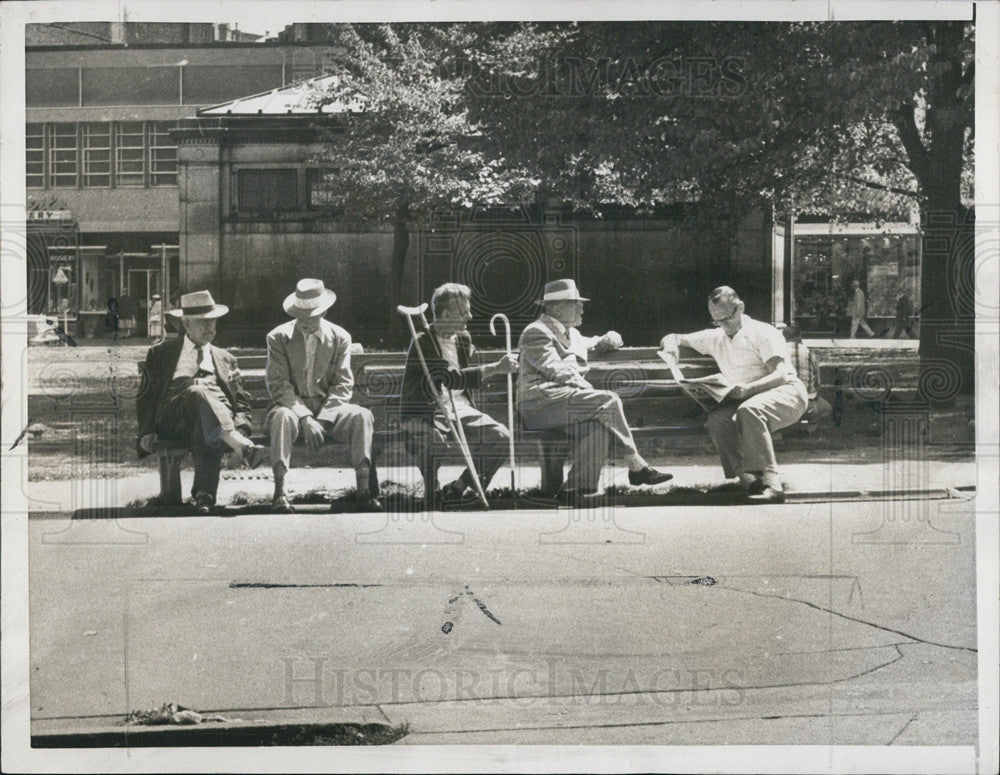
top-left (891, 318), bottom-right (916, 338)
top-left (155, 378), bottom-right (237, 502)
top-left (401, 412), bottom-right (510, 494)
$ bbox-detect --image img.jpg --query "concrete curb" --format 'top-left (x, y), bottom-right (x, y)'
top-left (31, 705), bottom-right (401, 747)
top-left (39, 484), bottom-right (975, 519)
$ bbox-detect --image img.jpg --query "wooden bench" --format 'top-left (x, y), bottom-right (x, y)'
top-left (144, 341), bottom-right (915, 504)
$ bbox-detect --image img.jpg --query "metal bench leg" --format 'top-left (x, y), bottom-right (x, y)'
top-left (421, 451), bottom-right (439, 501)
top-left (539, 445), bottom-right (566, 496)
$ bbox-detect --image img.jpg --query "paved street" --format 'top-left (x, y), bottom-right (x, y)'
top-left (28, 494), bottom-right (977, 748)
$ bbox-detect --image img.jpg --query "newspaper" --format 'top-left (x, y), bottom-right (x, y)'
top-left (657, 349), bottom-right (736, 409)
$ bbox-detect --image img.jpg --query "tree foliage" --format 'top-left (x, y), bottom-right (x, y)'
top-left (311, 20), bottom-right (975, 387)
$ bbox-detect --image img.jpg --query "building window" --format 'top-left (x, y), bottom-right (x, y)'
top-left (307, 168), bottom-right (344, 214)
top-left (25, 121), bottom-right (179, 189)
top-left (148, 122), bottom-right (178, 186)
top-left (237, 169), bottom-right (299, 216)
top-left (48, 124), bottom-right (79, 188)
top-left (82, 122), bottom-right (112, 187)
top-left (26, 124), bottom-right (45, 188)
top-left (115, 122), bottom-right (145, 187)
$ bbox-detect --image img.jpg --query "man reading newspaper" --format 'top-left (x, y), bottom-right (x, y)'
top-left (660, 286), bottom-right (807, 503)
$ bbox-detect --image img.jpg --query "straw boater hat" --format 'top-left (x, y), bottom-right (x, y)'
top-left (535, 278), bottom-right (589, 305)
top-left (283, 278), bottom-right (337, 318)
top-left (166, 290), bottom-right (229, 319)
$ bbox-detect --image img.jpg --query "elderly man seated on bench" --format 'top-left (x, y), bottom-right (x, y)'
top-left (398, 283), bottom-right (518, 505)
top-left (660, 286), bottom-right (807, 504)
top-left (264, 279), bottom-right (382, 514)
top-left (137, 290), bottom-right (268, 513)
top-left (518, 279), bottom-right (672, 507)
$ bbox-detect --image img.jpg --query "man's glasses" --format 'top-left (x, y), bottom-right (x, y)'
top-left (711, 308), bottom-right (739, 326)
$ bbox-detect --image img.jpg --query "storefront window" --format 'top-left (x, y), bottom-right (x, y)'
top-left (792, 228), bottom-right (920, 337)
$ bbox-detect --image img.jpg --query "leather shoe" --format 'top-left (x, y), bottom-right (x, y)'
top-left (557, 487), bottom-right (599, 508)
top-left (628, 466), bottom-right (673, 486)
top-left (437, 481), bottom-right (470, 505)
top-left (271, 494), bottom-right (293, 514)
top-left (746, 486), bottom-right (785, 504)
top-left (354, 495), bottom-right (384, 513)
top-left (746, 478), bottom-right (766, 495)
top-left (192, 492), bottom-right (214, 515)
top-left (243, 444), bottom-right (269, 469)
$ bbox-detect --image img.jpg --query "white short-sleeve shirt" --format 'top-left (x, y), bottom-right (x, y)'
top-left (685, 315), bottom-right (795, 384)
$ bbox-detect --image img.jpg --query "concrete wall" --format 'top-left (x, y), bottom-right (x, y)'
top-left (208, 215), bottom-right (770, 348)
top-left (173, 127), bottom-right (776, 347)
top-left (220, 230), bottom-right (396, 346)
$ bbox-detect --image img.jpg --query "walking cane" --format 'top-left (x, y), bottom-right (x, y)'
top-left (489, 313), bottom-right (517, 500)
top-left (397, 304), bottom-right (490, 510)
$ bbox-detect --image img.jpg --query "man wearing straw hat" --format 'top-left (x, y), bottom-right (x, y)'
top-left (264, 279), bottom-right (382, 513)
top-left (518, 279), bottom-right (672, 506)
top-left (137, 290), bottom-right (268, 513)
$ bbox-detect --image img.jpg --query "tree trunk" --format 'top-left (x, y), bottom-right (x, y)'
top-left (389, 199), bottom-right (411, 347)
top-left (915, 22), bottom-right (974, 403)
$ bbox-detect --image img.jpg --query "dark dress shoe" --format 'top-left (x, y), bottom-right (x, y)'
top-left (192, 492), bottom-right (214, 515)
top-left (628, 466), bottom-right (673, 486)
top-left (557, 487), bottom-right (599, 508)
top-left (272, 495), bottom-right (293, 514)
top-left (746, 478), bottom-right (766, 495)
top-left (354, 495), bottom-right (384, 513)
top-left (436, 481), bottom-right (470, 506)
top-left (746, 486), bottom-right (785, 504)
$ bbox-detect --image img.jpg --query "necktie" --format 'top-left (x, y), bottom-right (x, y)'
top-left (195, 345), bottom-right (211, 377)
top-left (304, 332), bottom-right (317, 394)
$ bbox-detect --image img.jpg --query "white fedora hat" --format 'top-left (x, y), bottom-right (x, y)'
top-left (283, 278), bottom-right (337, 318)
top-left (536, 278), bottom-right (589, 305)
top-left (166, 290), bottom-right (228, 319)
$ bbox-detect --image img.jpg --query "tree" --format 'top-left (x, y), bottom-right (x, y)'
top-left (312, 20), bottom-right (975, 391)
top-left (464, 20), bottom-right (974, 394)
top-left (307, 23), bottom-right (542, 343)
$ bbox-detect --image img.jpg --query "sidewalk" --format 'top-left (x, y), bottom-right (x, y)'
top-left (25, 455), bottom-right (976, 514)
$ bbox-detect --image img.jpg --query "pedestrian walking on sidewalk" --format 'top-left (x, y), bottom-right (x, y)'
top-left (848, 280), bottom-right (875, 338)
top-left (890, 289), bottom-right (917, 339)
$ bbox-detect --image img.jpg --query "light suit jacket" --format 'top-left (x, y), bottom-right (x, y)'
top-left (517, 314), bottom-right (601, 407)
top-left (265, 318), bottom-right (355, 423)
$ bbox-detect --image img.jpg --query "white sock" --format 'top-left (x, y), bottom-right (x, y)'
top-left (738, 472), bottom-right (757, 488)
top-left (626, 454), bottom-right (648, 472)
top-left (761, 469), bottom-right (782, 490)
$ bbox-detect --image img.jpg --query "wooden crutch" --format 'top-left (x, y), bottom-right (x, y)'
top-left (397, 304), bottom-right (489, 509)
